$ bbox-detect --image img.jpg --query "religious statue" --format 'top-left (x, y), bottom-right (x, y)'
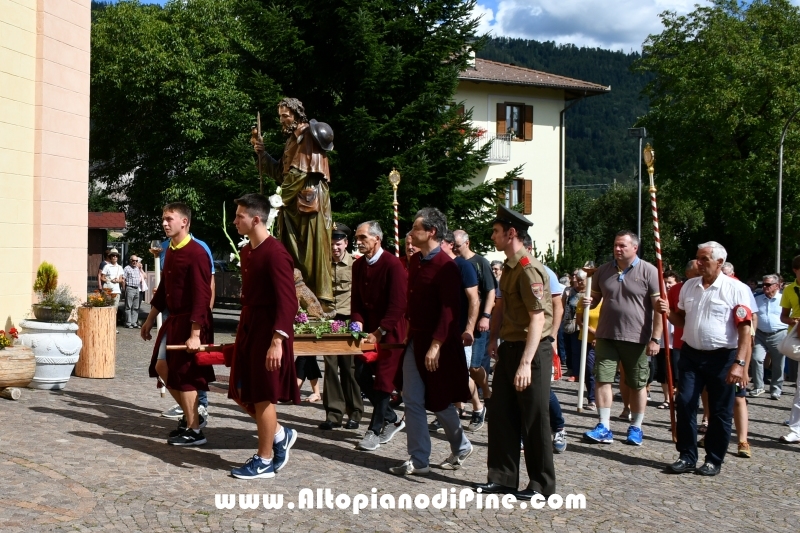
top-left (251, 98), bottom-right (334, 303)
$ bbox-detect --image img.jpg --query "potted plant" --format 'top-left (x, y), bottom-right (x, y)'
top-left (75, 289), bottom-right (118, 379)
top-left (0, 328), bottom-right (35, 391)
top-left (18, 262), bottom-right (83, 390)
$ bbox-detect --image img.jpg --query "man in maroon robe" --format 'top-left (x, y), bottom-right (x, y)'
top-left (351, 221), bottom-right (408, 451)
top-left (389, 207), bottom-right (473, 475)
top-left (142, 202), bottom-right (214, 446)
top-left (227, 193), bottom-right (301, 479)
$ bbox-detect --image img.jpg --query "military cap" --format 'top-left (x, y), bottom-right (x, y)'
top-left (332, 222), bottom-right (350, 241)
top-left (492, 205), bottom-right (533, 233)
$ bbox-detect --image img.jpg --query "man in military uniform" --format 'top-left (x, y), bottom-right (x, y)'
top-left (251, 97), bottom-right (334, 303)
top-left (473, 205), bottom-right (556, 500)
top-left (319, 223), bottom-right (363, 430)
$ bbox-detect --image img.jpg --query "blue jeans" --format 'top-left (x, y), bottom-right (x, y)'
top-left (470, 330), bottom-right (488, 368)
top-left (557, 325), bottom-right (567, 365)
top-left (565, 332), bottom-right (581, 374)
top-left (676, 344), bottom-right (736, 466)
top-left (401, 342), bottom-right (470, 468)
top-left (585, 346), bottom-right (596, 402)
top-left (549, 389), bottom-right (564, 432)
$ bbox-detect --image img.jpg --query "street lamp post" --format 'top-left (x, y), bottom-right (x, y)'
top-left (388, 168), bottom-right (401, 257)
top-left (777, 107), bottom-right (800, 273)
top-left (628, 127), bottom-right (647, 255)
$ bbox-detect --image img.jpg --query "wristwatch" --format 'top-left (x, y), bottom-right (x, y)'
top-left (378, 327), bottom-right (387, 336)
top-left (650, 337), bottom-right (662, 346)
top-left (481, 312), bottom-right (491, 319)
top-left (735, 359), bottom-right (746, 367)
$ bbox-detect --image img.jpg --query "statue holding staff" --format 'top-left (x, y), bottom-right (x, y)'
top-left (251, 98), bottom-right (334, 304)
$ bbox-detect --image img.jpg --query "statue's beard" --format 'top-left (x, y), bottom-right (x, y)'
top-left (282, 121), bottom-right (299, 135)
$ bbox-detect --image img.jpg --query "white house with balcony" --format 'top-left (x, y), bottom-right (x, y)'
top-left (456, 58), bottom-right (610, 260)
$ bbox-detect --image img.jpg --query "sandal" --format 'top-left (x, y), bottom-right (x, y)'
top-left (586, 402), bottom-right (597, 411)
top-left (657, 402), bottom-right (670, 410)
top-left (304, 393), bottom-right (322, 403)
top-left (618, 407), bottom-right (631, 421)
top-left (698, 419), bottom-right (708, 434)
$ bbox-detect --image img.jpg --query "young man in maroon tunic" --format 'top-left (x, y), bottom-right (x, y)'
top-left (142, 203), bottom-right (215, 446)
top-left (228, 193), bottom-right (300, 479)
top-left (390, 207), bottom-right (473, 475)
top-left (351, 221), bottom-right (408, 451)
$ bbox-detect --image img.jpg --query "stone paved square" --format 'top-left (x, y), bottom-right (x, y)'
top-left (1, 324), bottom-right (798, 532)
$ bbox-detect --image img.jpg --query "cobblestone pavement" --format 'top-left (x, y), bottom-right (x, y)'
top-left (2, 323), bottom-right (799, 532)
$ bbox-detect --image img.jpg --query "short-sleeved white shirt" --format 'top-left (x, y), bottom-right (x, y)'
top-left (102, 263), bottom-right (125, 294)
top-left (678, 273), bottom-right (753, 350)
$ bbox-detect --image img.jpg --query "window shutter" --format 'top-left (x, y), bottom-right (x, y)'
top-left (496, 103), bottom-right (506, 135)
top-left (523, 179), bottom-right (532, 215)
top-left (524, 105), bottom-right (533, 140)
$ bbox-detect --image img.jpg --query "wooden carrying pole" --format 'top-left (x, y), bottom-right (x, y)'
top-left (577, 262), bottom-right (596, 412)
top-left (645, 144), bottom-right (677, 441)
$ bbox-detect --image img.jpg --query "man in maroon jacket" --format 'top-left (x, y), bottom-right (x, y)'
top-left (390, 207), bottom-right (473, 475)
top-left (142, 202), bottom-right (214, 446)
top-left (228, 193), bottom-right (300, 479)
top-left (351, 221), bottom-right (408, 451)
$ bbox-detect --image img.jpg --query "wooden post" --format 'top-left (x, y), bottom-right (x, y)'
top-left (0, 387), bottom-right (21, 400)
top-left (75, 306), bottom-right (117, 378)
top-left (0, 345), bottom-right (35, 388)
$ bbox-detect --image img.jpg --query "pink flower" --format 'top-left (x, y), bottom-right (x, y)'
top-left (331, 320), bottom-right (346, 333)
top-left (294, 312), bottom-right (309, 324)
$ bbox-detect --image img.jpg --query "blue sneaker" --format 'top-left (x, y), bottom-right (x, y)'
top-left (625, 426), bottom-right (643, 446)
top-left (583, 423), bottom-right (614, 443)
top-left (231, 454), bottom-right (274, 479)
top-left (273, 427), bottom-right (297, 472)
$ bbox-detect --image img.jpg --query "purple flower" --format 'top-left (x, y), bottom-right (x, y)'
top-left (331, 320), bottom-right (346, 333)
top-left (295, 312), bottom-right (309, 324)
top-left (348, 322), bottom-right (361, 333)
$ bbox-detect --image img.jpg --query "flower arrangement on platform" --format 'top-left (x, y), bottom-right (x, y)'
top-left (83, 288), bottom-right (117, 307)
top-left (0, 328), bottom-right (19, 350)
top-left (293, 309), bottom-right (367, 340)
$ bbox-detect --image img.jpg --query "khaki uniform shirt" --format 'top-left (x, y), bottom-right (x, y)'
top-left (328, 251), bottom-right (353, 316)
top-left (499, 247), bottom-right (553, 342)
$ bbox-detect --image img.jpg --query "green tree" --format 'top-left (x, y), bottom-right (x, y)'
top-left (90, 0), bottom-right (513, 256)
top-left (635, 0), bottom-right (800, 278)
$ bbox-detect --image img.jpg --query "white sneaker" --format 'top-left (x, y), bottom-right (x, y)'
top-left (439, 444), bottom-right (473, 470)
top-left (389, 458), bottom-right (430, 476)
top-left (198, 405), bottom-right (209, 418)
top-left (378, 419), bottom-right (405, 444)
top-left (161, 404), bottom-right (183, 419)
top-left (779, 432), bottom-right (800, 443)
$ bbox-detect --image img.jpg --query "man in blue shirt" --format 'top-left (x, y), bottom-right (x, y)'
top-left (160, 234), bottom-right (216, 420)
top-left (751, 274), bottom-right (787, 400)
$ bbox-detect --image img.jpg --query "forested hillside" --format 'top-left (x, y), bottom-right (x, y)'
top-left (478, 38), bottom-right (652, 189)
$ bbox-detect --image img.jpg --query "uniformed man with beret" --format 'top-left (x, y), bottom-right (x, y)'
top-left (319, 223), bottom-right (364, 430)
top-left (473, 205), bottom-right (556, 500)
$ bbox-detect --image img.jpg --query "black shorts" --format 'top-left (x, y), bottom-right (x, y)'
top-left (295, 356), bottom-right (322, 381)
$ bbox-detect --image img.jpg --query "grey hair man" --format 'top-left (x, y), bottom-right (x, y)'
top-left (750, 274), bottom-right (787, 399)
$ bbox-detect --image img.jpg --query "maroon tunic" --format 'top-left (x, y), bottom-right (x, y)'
top-left (403, 248), bottom-right (471, 412)
top-left (148, 239), bottom-right (215, 391)
top-left (229, 237), bottom-right (300, 407)
top-left (350, 250), bottom-right (408, 393)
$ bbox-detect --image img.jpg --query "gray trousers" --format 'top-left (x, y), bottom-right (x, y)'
top-left (124, 286), bottom-right (140, 327)
top-left (322, 355), bottom-right (363, 424)
top-left (751, 329), bottom-right (786, 394)
top-left (402, 342), bottom-right (470, 468)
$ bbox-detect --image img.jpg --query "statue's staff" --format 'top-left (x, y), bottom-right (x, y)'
top-left (644, 143), bottom-right (677, 441)
top-left (250, 111), bottom-right (264, 194)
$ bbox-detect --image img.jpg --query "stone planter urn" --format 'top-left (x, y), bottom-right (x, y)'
top-left (19, 320), bottom-right (83, 390)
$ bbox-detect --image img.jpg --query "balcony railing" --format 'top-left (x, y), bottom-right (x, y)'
top-left (474, 132), bottom-right (512, 163)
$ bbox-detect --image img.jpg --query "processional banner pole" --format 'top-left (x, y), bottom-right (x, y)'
top-left (644, 143), bottom-right (677, 442)
top-left (577, 261), bottom-right (596, 412)
top-left (388, 169), bottom-right (401, 257)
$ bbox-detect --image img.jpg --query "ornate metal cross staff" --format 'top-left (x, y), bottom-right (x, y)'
top-left (577, 260), bottom-right (597, 412)
top-left (644, 143), bottom-right (677, 441)
top-left (388, 168), bottom-right (401, 256)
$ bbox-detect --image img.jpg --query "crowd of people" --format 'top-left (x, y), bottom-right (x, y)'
top-left (141, 195), bottom-right (800, 498)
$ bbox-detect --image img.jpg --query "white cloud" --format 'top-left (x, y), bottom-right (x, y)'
top-left (474, 0), bottom-right (713, 51)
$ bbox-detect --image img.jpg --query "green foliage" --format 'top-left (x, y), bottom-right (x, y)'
top-left (36, 286), bottom-right (79, 314)
top-left (635, 0), bottom-right (800, 279)
top-left (479, 37), bottom-right (652, 188)
top-left (90, 0), bottom-right (510, 254)
top-left (33, 262), bottom-right (59, 295)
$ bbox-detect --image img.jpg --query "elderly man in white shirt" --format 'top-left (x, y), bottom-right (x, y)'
top-left (657, 241), bottom-right (753, 477)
